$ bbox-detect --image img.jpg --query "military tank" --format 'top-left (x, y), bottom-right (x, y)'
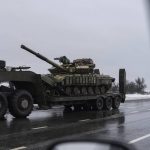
top-left (21, 45), bottom-right (115, 97)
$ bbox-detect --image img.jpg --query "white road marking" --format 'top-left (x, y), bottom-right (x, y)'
top-left (147, 109), bottom-right (150, 111)
top-left (10, 146), bottom-right (27, 150)
top-left (129, 134), bottom-right (150, 144)
top-left (129, 111), bottom-right (139, 114)
top-left (79, 119), bottom-right (91, 122)
top-left (32, 126), bottom-right (48, 130)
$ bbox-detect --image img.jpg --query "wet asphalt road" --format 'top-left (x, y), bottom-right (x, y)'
top-left (1, 99), bottom-right (150, 150)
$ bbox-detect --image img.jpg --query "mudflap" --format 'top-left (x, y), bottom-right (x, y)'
top-left (119, 69), bottom-right (126, 103)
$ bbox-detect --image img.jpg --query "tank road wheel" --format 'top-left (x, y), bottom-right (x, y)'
top-left (95, 87), bottom-right (101, 95)
top-left (104, 96), bottom-right (112, 110)
top-left (100, 86), bottom-right (106, 94)
top-left (8, 90), bottom-right (33, 118)
top-left (112, 96), bottom-right (121, 109)
top-left (65, 87), bottom-right (72, 96)
top-left (0, 93), bottom-right (8, 119)
top-left (81, 87), bottom-right (88, 95)
top-left (88, 87), bottom-right (94, 95)
top-left (73, 87), bottom-right (81, 96)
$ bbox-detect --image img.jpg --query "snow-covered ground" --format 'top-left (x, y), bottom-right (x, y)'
top-left (126, 94), bottom-right (150, 100)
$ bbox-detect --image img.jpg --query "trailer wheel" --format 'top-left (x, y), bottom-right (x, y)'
top-left (92, 97), bottom-right (104, 111)
top-left (104, 96), bottom-right (112, 110)
top-left (112, 96), bottom-right (121, 109)
top-left (8, 90), bottom-right (33, 118)
top-left (0, 93), bottom-right (7, 119)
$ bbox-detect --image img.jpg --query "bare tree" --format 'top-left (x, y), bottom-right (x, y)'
top-left (112, 82), bottom-right (119, 92)
top-left (113, 77), bottom-right (147, 94)
top-left (135, 77), bottom-right (147, 94)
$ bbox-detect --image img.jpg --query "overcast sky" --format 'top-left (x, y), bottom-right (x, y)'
top-left (0, 0), bottom-right (150, 89)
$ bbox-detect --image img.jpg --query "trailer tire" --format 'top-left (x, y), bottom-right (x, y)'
top-left (0, 93), bottom-right (7, 119)
top-left (8, 90), bottom-right (33, 118)
top-left (112, 96), bottom-right (121, 109)
top-left (92, 97), bottom-right (103, 111)
top-left (104, 96), bottom-right (112, 110)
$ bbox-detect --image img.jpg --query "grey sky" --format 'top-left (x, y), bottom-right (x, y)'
top-left (0, 0), bottom-right (150, 88)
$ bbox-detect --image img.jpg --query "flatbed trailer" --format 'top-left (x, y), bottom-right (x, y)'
top-left (0, 89), bottom-right (125, 119)
top-left (48, 92), bottom-right (125, 112)
top-left (50, 92), bottom-right (125, 106)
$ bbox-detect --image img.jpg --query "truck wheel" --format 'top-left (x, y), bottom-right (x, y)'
top-left (8, 90), bottom-right (33, 118)
top-left (104, 96), bottom-right (112, 110)
top-left (0, 93), bottom-right (7, 119)
top-left (92, 97), bottom-right (103, 111)
top-left (112, 96), bottom-right (121, 109)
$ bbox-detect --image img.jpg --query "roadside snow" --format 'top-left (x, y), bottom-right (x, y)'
top-left (126, 94), bottom-right (150, 100)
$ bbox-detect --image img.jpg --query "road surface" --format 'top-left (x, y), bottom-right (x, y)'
top-left (0, 99), bottom-right (150, 150)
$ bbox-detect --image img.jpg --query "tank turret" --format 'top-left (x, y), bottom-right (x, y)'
top-left (53, 57), bottom-right (96, 74)
top-left (21, 45), bottom-right (97, 74)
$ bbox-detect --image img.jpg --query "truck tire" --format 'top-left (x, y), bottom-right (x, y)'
top-left (104, 96), bottom-right (112, 110)
top-left (0, 93), bottom-right (7, 119)
top-left (8, 90), bottom-right (33, 118)
top-left (112, 96), bottom-right (121, 109)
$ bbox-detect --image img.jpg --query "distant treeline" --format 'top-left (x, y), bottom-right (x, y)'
top-left (112, 77), bottom-right (147, 94)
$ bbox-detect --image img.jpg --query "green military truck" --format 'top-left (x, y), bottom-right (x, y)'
top-left (0, 45), bottom-right (126, 119)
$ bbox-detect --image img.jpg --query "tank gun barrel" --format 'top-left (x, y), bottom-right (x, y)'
top-left (20, 45), bottom-right (66, 71)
